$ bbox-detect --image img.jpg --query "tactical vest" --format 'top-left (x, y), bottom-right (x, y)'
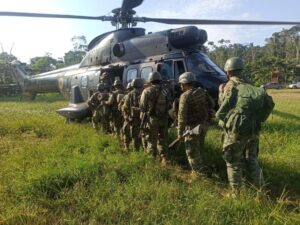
top-left (185, 87), bottom-right (210, 126)
top-left (150, 86), bottom-right (169, 118)
top-left (129, 89), bottom-right (142, 119)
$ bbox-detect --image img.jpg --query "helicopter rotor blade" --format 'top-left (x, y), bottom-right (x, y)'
top-left (136, 17), bottom-right (300, 25)
top-left (0, 11), bottom-right (113, 21)
top-left (121, 0), bottom-right (143, 11)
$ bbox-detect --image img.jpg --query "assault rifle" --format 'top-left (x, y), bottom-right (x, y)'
top-left (168, 124), bottom-right (201, 149)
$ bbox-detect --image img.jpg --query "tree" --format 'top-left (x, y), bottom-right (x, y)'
top-left (206, 25), bottom-right (300, 85)
top-left (0, 52), bottom-right (17, 84)
top-left (27, 54), bottom-right (58, 74)
top-left (63, 35), bottom-right (87, 66)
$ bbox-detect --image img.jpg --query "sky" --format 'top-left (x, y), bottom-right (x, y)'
top-left (0, 0), bottom-right (299, 63)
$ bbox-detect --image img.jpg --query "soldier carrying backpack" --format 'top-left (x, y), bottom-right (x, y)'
top-left (140, 72), bottom-right (170, 165)
top-left (216, 57), bottom-right (275, 197)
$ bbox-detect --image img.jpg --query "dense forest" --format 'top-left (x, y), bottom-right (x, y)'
top-left (1, 26), bottom-right (300, 86)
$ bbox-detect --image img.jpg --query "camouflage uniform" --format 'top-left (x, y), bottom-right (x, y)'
top-left (119, 83), bottom-right (133, 150)
top-left (105, 82), bottom-right (125, 137)
top-left (87, 90), bottom-right (102, 130)
top-left (123, 87), bottom-right (143, 151)
top-left (216, 75), bottom-right (264, 191)
top-left (140, 72), bottom-right (169, 159)
top-left (178, 73), bottom-right (211, 173)
top-left (98, 89), bottom-right (110, 133)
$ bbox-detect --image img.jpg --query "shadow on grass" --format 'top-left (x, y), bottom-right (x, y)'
top-left (272, 109), bottom-right (300, 121)
top-left (262, 120), bottom-right (300, 134)
top-left (168, 128), bottom-right (300, 201)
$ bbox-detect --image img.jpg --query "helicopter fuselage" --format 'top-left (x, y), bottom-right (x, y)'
top-left (11, 26), bottom-right (227, 119)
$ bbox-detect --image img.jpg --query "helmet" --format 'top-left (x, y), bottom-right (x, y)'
top-left (148, 71), bottom-right (162, 82)
top-left (113, 79), bottom-right (122, 86)
top-left (178, 72), bottom-right (196, 84)
top-left (131, 78), bottom-right (144, 88)
top-left (97, 83), bottom-right (104, 91)
top-left (102, 82), bottom-right (111, 91)
top-left (224, 57), bottom-right (244, 72)
top-left (126, 82), bottom-right (132, 90)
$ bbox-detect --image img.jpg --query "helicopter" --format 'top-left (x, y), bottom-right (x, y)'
top-left (2, 0), bottom-right (300, 121)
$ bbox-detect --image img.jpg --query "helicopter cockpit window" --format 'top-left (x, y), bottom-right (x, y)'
top-left (161, 61), bottom-right (173, 80)
top-left (81, 76), bottom-right (88, 88)
top-left (187, 53), bottom-right (226, 77)
top-left (126, 68), bottom-right (138, 83)
top-left (141, 66), bottom-right (153, 81)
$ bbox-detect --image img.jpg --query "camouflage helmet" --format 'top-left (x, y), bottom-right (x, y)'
top-left (178, 72), bottom-right (196, 84)
top-left (102, 82), bottom-right (111, 90)
top-left (113, 79), bottom-right (122, 86)
top-left (96, 83), bottom-right (104, 91)
top-left (224, 57), bottom-right (244, 72)
top-left (148, 71), bottom-right (162, 82)
top-left (131, 78), bottom-right (144, 88)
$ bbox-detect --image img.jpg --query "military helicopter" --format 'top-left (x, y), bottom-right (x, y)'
top-left (2, 0), bottom-right (300, 120)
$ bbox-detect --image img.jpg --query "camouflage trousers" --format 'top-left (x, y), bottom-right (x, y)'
top-left (99, 115), bottom-right (110, 134)
top-left (184, 128), bottom-right (207, 173)
top-left (130, 119), bottom-right (141, 151)
top-left (92, 110), bottom-right (101, 130)
top-left (111, 112), bottom-right (123, 137)
top-left (146, 117), bottom-right (168, 159)
top-left (222, 131), bottom-right (264, 190)
top-left (122, 120), bottom-right (131, 150)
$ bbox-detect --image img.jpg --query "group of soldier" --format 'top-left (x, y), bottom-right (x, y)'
top-left (88, 57), bottom-right (267, 197)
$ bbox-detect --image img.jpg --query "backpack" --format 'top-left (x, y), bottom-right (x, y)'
top-left (151, 87), bottom-right (169, 118)
top-left (225, 83), bottom-right (275, 134)
top-left (130, 90), bottom-right (142, 118)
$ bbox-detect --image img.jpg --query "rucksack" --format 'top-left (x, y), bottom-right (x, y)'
top-left (130, 90), bottom-right (142, 119)
top-left (150, 87), bottom-right (169, 118)
top-left (225, 83), bottom-right (275, 134)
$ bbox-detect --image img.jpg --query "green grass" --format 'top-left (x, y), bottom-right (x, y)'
top-left (0, 91), bottom-right (299, 225)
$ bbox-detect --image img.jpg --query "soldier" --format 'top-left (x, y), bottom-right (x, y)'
top-left (140, 72), bottom-right (170, 164)
top-left (98, 82), bottom-right (111, 133)
top-left (100, 71), bottom-right (112, 88)
top-left (123, 78), bottom-right (144, 151)
top-left (104, 79), bottom-right (125, 138)
top-left (177, 72), bottom-right (212, 176)
top-left (119, 82), bottom-right (133, 151)
top-left (87, 83), bottom-right (103, 131)
top-left (216, 57), bottom-right (265, 196)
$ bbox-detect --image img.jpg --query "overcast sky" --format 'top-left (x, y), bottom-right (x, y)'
top-left (0, 0), bottom-right (299, 63)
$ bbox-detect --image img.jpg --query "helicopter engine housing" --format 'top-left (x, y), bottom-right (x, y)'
top-left (168, 26), bottom-right (207, 48)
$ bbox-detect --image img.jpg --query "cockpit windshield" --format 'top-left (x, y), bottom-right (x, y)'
top-left (186, 52), bottom-right (226, 78)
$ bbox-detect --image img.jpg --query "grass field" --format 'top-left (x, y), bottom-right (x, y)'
top-left (0, 90), bottom-right (299, 225)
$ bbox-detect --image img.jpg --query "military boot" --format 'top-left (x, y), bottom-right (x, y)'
top-left (161, 156), bottom-right (171, 167)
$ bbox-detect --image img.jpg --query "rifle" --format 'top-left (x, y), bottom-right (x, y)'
top-left (168, 124), bottom-right (201, 149)
top-left (139, 112), bottom-right (148, 137)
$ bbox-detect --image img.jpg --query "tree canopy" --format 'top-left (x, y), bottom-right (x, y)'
top-left (207, 25), bottom-right (300, 85)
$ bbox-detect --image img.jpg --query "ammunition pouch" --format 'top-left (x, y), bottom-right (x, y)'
top-left (131, 107), bottom-right (141, 118)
